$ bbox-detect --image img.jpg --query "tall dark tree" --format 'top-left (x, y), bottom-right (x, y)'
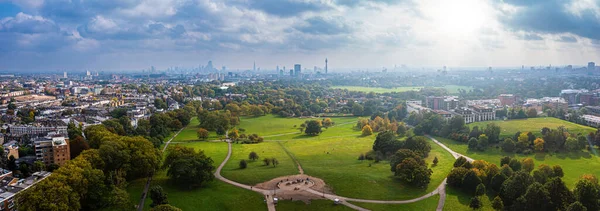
top-left (372, 131), bottom-right (402, 156)
top-left (517, 182), bottom-right (551, 211)
top-left (573, 179), bottom-right (600, 211)
top-left (545, 177), bottom-right (575, 211)
top-left (304, 120), bottom-right (323, 136)
top-left (150, 185), bottom-right (169, 207)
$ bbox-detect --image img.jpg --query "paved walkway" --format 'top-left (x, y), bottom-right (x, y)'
top-left (137, 127), bottom-right (185, 211)
top-left (426, 135), bottom-right (475, 161)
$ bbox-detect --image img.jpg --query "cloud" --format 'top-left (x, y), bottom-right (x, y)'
top-left (294, 16), bottom-right (353, 35)
top-left (498, 0), bottom-right (600, 40)
top-left (517, 33), bottom-right (544, 41)
top-left (557, 35), bottom-right (577, 43)
top-left (77, 16), bottom-right (187, 40)
top-left (245, 0), bottom-right (330, 17)
top-left (0, 12), bottom-right (59, 33)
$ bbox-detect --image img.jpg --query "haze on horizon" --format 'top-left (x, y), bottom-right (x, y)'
top-left (0, 0), bottom-right (599, 71)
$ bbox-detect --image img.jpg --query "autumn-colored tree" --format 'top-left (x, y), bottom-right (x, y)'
top-left (322, 118), bottom-right (334, 128)
top-left (534, 138), bottom-right (545, 152)
top-left (362, 125), bottom-right (373, 136)
top-left (197, 128), bottom-right (209, 140)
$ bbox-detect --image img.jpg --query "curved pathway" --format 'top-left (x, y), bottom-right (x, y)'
top-left (212, 132), bottom-right (475, 211)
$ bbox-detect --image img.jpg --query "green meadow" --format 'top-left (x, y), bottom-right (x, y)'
top-left (469, 117), bottom-right (596, 138)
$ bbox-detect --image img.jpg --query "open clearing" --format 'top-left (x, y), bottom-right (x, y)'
top-left (331, 85), bottom-right (471, 94)
top-left (172, 117), bottom-right (221, 142)
top-left (469, 117), bottom-right (596, 138)
top-left (353, 194), bottom-right (440, 211)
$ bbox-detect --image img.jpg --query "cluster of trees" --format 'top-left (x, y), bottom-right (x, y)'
top-left (448, 156), bottom-right (599, 211)
top-left (495, 107), bottom-right (538, 120)
top-left (102, 104), bottom-right (196, 148)
top-left (356, 116), bottom-right (408, 135)
top-left (297, 119), bottom-right (334, 136)
top-left (18, 124), bottom-right (162, 210)
top-left (197, 109), bottom-right (239, 136)
top-left (500, 127), bottom-right (590, 154)
top-left (410, 113), bottom-right (501, 145)
top-left (162, 145), bottom-right (215, 188)
top-left (367, 131), bottom-right (433, 187)
top-left (149, 185), bottom-right (182, 211)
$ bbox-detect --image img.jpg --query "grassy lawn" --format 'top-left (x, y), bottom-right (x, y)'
top-left (353, 194), bottom-right (440, 211)
top-left (172, 117), bottom-right (221, 142)
top-left (221, 141), bottom-right (299, 185)
top-left (127, 141), bottom-right (266, 210)
top-left (331, 85), bottom-right (471, 94)
top-left (277, 200), bottom-right (354, 211)
top-left (469, 117), bottom-right (597, 138)
top-left (238, 115), bottom-right (357, 139)
top-left (435, 136), bottom-right (600, 188)
top-left (444, 187), bottom-right (493, 211)
top-left (281, 131), bottom-right (454, 200)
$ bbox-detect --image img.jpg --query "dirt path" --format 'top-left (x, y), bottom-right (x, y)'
top-left (137, 127), bottom-right (185, 211)
top-left (277, 142), bottom-right (304, 174)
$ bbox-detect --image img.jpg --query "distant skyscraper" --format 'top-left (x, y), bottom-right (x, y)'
top-left (86, 70), bottom-right (91, 76)
top-left (276, 65), bottom-right (279, 73)
top-left (151, 66), bottom-right (156, 73)
top-left (325, 58), bottom-right (328, 74)
top-left (63, 72), bottom-right (67, 78)
top-left (588, 62), bottom-right (595, 71)
top-left (294, 64), bottom-right (301, 77)
top-left (289, 69), bottom-right (293, 76)
top-left (253, 61), bottom-right (256, 71)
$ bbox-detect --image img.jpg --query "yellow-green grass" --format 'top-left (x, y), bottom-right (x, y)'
top-left (353, 194), bottom-right (440, 211)
top-left (444, 187), bottom-right (493, 211)
top-left (238, 115), bottom-right (357, 139)
top-left (173, 117), bottom-right (221, 142)
top-left (469, 117), bottom-right (597, 138)
top-left (221, 141), bottom-right (299, 185)
top-left (127, 142), bottom-right (266, 210)
top-left (281, 134), bottom-right (454, 200)
top-left (331, 85), bottom-right (472, 94)
top-left (277, 200), bottom-right (354, 211)
top-left (435, 136), bottom-right (600, 188)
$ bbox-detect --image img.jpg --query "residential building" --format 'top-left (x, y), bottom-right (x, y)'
top-left (560, 89), bottom-right (588, 105)
top-left (33, 134), bottom-right (70, 166)
top-left (406, 100), bottom-right (422, 106)
top-left (8, 121), bottom-right (67, 136)
top-left (582, 115), bottom-right (600, 128)
top-left (498, 94), bottom-right (516, 107)
top-left (425, 96), bottom-right (458, 111)
top-left (407, 103), bottom-right (430, 114)
top-left (0, 170), bottom-right (51, 211)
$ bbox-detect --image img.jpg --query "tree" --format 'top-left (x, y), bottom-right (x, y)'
top-left (239, 160), bottom-right (247, 169)
top-left (263, 158), bottom-right (271, 166)
top-left (508, 158), bottom-right (522, 171)
top-left (372, 131), bottom-right (402, 155)
top-left (433, 157), bottom-right (439, 166)
top-left (477, 134), bottom-right (489, 151)
top-left (468, 137), bottom-right (478, 150)
top-left (534, 138), bottom-right (545, 152)
top-left (475, 183), bottom-right (486, 196)
top-left (151, 204), bottom-right (183, 211)
top-left (165, 147), bottom-right (215, 189)
top-left (395, 158), bottom-right (432, 187)
top-left (566, 202), bottom-right (588, 211)
top-left (271, 158), bottom-right (279, 167)
top-left (454, 156), bottom-right (468, 168)
top-left (403, 136), bottom-right (432, 157)
top-left (527, 108), bottom-right (538, 118)
top-left (304, 120), bottom-right (323, 136)
top-left (462, 170), bottom-right (483, 194)
top-left (490, 173), bottom-right (508, 192)
top-left (553, 165), bottom-right (564, 178)
top-left (484, 123), bottom-right (501, 143)
top-left (17, 177), bottom-right (81, 211)
top-left (545, 177), bottom-right (575, 211)
top-left (501, 138), bottom-right (516, 152)
top-left (517, 132), bottom-right (530, 152)
top-left (492, 196), bottom-right (504, 211)
top-left (197, 128), bottom-right (209, 140)
top-left (447, 167), bottom-right (469, 187)
top-left (396, 122), bottom-right (408, 137)
top-left (33, 161), bottom-right (45, 172)
top-left (362, 125), bottom-right (373, 136)
top-left (249, 152), bottom-right (259, 161)
top-left (7, 155), bottom-right (16, 171)
top-left (517, 182), bottom-right (551, 211)
top-left (69, 136), bottom-right (90, 159)
top-left (566, 137), bottom-right (581, 151)
top-left (229, 129), bottom-right (239, 140)
top-left (150, 185), bottom-right (168, 207)
top-left (500, 171), bottom-right (533, 208)
top-left (470, 126), bottom-right (482, 139)
top-left (573, 179), bottom-right (600, 211)
top-left (469, 197), bottom-right (482, 209)
top-left (390, 149), bottom-right (424, 172)
top-left (323, 118), bottom-right (334, 128)
top-left (522, 158), bottom-right (534, 173)
top-left (352, 104), bottom-right (364, 116)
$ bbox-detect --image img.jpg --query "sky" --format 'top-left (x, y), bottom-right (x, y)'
top-left (0, 0), bottom-right (599, 72)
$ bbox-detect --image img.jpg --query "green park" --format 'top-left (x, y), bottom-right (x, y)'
top-left (331, 85), bottom-right (472, 94)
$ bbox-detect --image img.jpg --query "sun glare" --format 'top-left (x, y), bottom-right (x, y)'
top-left (428, 0), bottom-right (490, 36)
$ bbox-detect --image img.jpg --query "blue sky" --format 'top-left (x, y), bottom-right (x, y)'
top-left (0, 0), bottom-right (599, 72)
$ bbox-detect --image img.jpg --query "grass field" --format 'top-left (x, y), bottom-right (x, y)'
top-left (353, 194), bottom-right (440, 211)
top-left (221, 141), bottom-right (299, 185)
top-left (469, 117), bottom-right (597, 138)
top-left (435, 136), bottom-right (600, 188)
top-left (277, 200), bottom-right (354, 211)
top-left (126, 141), bottom-right (266, 210)
top-left (171, 117), bottom-right (221, 142)
top-left (279, 123), bottom-right (454, 200)
top-left (237, 115), bottom-right (357, 140)
top-left (331, 85), bottom-right (471, 94)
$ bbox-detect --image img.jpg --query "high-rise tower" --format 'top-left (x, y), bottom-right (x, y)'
top-left (325, 58), bottom-right (328, 74)
top-left (253, 61), bottom-right (256, 71)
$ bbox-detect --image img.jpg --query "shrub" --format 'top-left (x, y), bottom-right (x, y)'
top-left (239, 160), bottom-right (247, 169)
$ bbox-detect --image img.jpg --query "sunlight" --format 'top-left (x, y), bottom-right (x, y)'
top-left (428, 0), bottom-right (490, 36)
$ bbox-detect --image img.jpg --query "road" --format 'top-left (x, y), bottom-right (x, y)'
top-left (137, 127), bottom-right (185, 211)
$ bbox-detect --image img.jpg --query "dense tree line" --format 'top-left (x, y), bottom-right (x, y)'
top-left (448, 156), bottom-right (600, 211)
top-left (18, 125), bottom-right (162, 210)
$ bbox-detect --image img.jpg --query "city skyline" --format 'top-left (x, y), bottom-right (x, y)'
top-left (1, 0), bottom-right (600, 71)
